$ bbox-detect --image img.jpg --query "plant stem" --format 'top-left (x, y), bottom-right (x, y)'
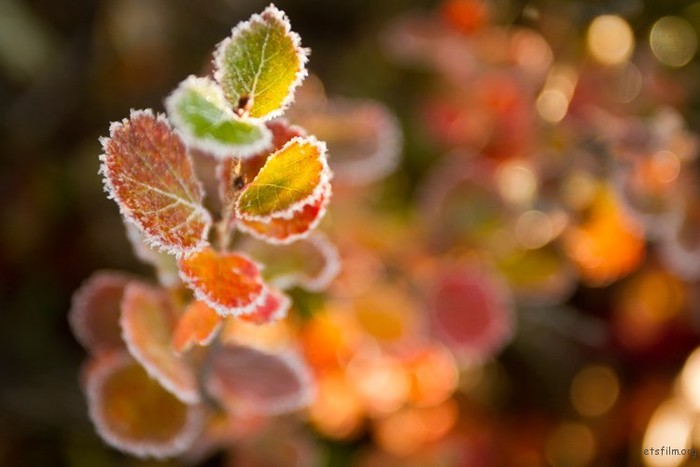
top-left (216, 158), bottom-right (243, 251)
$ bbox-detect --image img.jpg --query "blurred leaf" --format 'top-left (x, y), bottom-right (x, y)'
top-left (124, 221), bottom-right (180, 288)
top-left (206, 344), bottom-right (314, 416)
top-left (120, 282), bottom-right (200, 403)
top-left (293, 98), bottom-right (402, 185)
top-left (240, 233), bottom-right (340, 292)
top-left (427, 263), bottom-right (515, 364)
top-left (240, 287), bottom-right (291, 325)
top-left (83, 352), bottom-right (202, 459)
top-left (563, 186), bottom-right (645, 286)
top-left (172, 301), bottom-right (223, 355)
top-left (69, 271), bottom-right (132, 354)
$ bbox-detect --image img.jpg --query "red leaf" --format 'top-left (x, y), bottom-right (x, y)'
top-left (172, 301), bottom-right (223, 354)
top-left (240, 288), bottom-right (291, 325)
top-left (237, 181), bottom-right (330, 244)
top-left (177, 247), bottom-right (268, 316)
top-left (206, 344), bottom-right (314, 415)
top-left (428, 264), bottom-right (514, 364)
top-left (83, 351), bottom-right (202, 458)
top-left (100, 110), bottom-right (212, 255)
top-left (69, 271), bottom-right (131, 354)
top-left (120, 282), bottom-right (200, 403)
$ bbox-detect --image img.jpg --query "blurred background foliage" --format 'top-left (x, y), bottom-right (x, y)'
top-left (4, 0), bottom-right (700, 466)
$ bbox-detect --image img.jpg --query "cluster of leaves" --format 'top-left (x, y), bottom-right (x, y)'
top-left (69, 5), bottom-right (344, 459)
top-left (266, 0), bottom-right (700, 464)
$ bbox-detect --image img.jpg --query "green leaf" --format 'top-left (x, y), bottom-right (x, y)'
top-left (235, 136), bottom-right (330, 221)
top-left (165, 76), bottom-right (272, 159)
top-left (214, 5), bottom-right (308, 120)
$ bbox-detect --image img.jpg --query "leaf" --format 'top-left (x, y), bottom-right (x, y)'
top-left (83, 351), bottom-right (202, 459)
top-left (240, 232), bottom-right (340, 291)
top-left (100, 109), bottom-right (212, 255)
top-left (236, 136), bottom-right (330, 221)
top-left (237, 181), bottom-right (330, 244)
top-left (428, 264), bottom-right (514, 364)
top-left (351, 284), bottom-right (420, 346)
top-left (165, 76), bottom-right (273, 159)
top-left (172, 301), bottom-right (223, 354)
top-left (292, 98), bottom-right (402, 185)
top-left (69, 271), bottom-right (131, 354)
top-left (240, 287), bottom-right (291, 325)
top-left (206, 344), bottom-right (314, 416)
top-left (221, 314), bottom-right (293, 352)
top-left (213, 5), bottom-right (308, 120)
top-left (218, 120), bottom-right (307, 213)
top-left (562, 187), bottom-right (645, 286)
top-left (177, 246), bottom-right (268, 316)
top-left (120, 282), bottom-right (200, 404)
top-left (125, 221), bottom-right (180, 288)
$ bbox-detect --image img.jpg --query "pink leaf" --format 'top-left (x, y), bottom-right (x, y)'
top-left (240, 288), bottom-right (291, 325)
top-left (207, 345), bottom-right (314, 416)
top-left (240, 232), bottom-right (340, 292)
top-left (428, 264), bottom-right (514, 364)
top-left (120, 282), bottom-right (200, 403)
top-left (293, 98), bottom-right (402, 185)
top-left (69, 271), bottom-right (132, 354)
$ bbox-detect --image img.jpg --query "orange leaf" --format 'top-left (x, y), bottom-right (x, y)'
top-left (100, 110), bottom-right (212, 255)
top-left (206, 344), bottom-right (314, 415)
top-left (177, 247), bottom-right (267, 316)
top-left (237, 181), bottom-right (330, 244)
top-left (120, 282), bottom-right (200, 403)
top-left (172, 301), bottom-right (223, 354)
top-left (563, 187), bottom-right (645, 286)
top-left (83, 352), bottom-right (202, 458)
top-left (69, 271), bottom-right (132, 354)
top-left (240, 288), bottom-right (291, 325)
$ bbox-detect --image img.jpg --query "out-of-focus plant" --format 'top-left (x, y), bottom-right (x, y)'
top-left (65, 0), bottom-right (700, 465)
top-left (312, 0), bottom-right (700, 464)
top-left (69, 5), bottom-right (343, 460)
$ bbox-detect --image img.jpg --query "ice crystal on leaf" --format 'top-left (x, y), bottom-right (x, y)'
top-left (100, 110), bottom-right (212, 256)
top-left (213, 4), bottom-right (308, 120)
top-left (72, 4), bottom-right (335, 459)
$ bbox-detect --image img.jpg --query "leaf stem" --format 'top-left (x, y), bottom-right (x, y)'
top-left (216, 158), bottom-right (244, 251)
